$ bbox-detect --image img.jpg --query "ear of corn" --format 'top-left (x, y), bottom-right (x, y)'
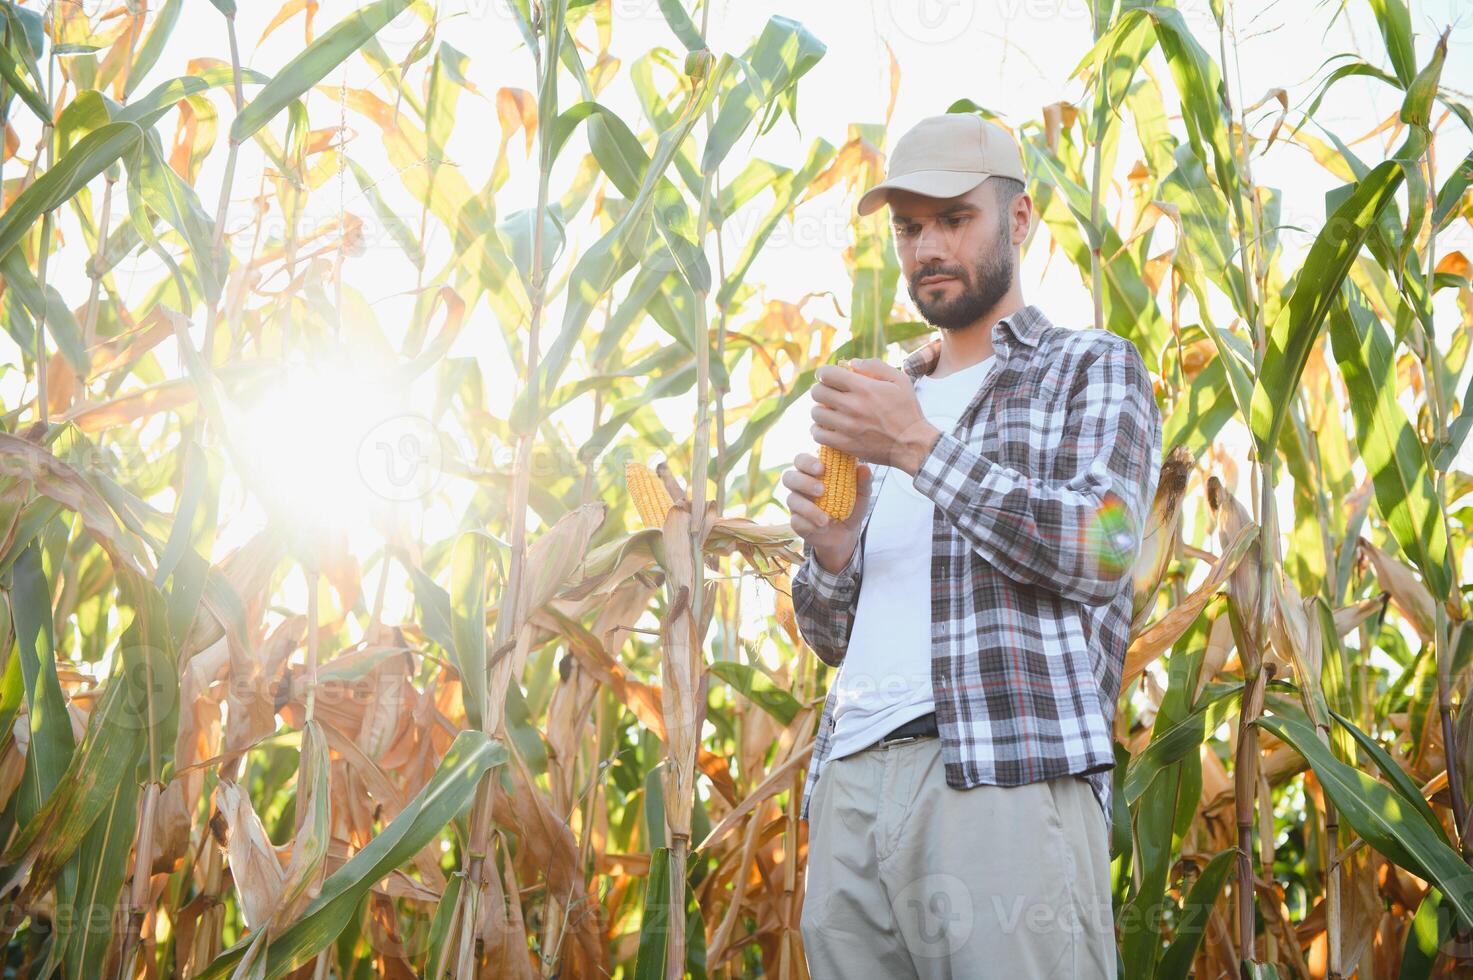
top-left (626, 462), bottom-right (675, 529)
top-left (1131, 445), bottom-right (1195, 630)
top-left (816, 444), bottom-right (857, 521)
top-left (814, 359), bottom-right (859, 521)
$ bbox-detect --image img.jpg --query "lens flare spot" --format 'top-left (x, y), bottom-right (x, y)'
top-left (1091, 494), bottom-right (1136, 577)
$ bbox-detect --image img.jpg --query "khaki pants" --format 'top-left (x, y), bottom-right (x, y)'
top-left (800, 734), bottom-right (1116, 979)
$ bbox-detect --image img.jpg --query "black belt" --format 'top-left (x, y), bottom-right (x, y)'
top-left (877, 711), bottom-right (938, 746)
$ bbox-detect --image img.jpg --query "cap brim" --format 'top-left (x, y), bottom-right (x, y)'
top-left (856, 170), bottom-right (994, 216)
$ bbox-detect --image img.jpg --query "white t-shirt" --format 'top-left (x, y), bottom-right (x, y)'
top-left (827, 353), bottom-right (997, 761)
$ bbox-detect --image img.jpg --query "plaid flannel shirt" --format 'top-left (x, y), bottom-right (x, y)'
top-left (793, 305), bottom-right (1162, 844)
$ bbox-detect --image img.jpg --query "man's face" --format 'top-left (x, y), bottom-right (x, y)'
top-left (888, 181), bottom-right (1027, 331)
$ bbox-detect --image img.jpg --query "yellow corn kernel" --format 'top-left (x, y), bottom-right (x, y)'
top-left (816, 443), bottom-right (856, 521)
top-left (625, 462), bottom-right (674, 529)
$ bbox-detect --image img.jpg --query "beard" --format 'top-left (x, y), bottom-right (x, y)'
top-left (905, 219), bottom-right (1014, 331)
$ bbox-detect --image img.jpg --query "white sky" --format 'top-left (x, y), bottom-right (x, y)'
top-left (5, 0), bottom-right (1472, 633)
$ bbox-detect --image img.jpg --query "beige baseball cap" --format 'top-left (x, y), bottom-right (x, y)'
top-left (857, 113), bottom-right (1026, 216)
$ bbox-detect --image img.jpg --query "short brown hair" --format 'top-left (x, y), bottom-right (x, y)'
top-left (991, 176), bottom-right (1025, 209)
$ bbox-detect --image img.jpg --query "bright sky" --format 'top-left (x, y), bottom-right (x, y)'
top-left (6, 1), bottom-right (1472, 634)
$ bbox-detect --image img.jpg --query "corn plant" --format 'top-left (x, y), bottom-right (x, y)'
top-left (0, 0), bottom-right (1469, 977)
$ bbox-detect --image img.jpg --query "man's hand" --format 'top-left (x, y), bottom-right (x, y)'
top-left (782, 452), bottom-right (874, 572)
top-left (809, 359), bottom-right (941, 476)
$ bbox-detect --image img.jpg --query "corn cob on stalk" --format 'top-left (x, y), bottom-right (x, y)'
top-left (814, 358), bottom-right (860, 521)
top-left (1130, 445), bottom-right (1194, 630)
top-left (625, 462), bottom-right (675, 529)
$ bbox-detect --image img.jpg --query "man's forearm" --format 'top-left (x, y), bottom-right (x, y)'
top-left (792, 537), bottom-right (864, 668)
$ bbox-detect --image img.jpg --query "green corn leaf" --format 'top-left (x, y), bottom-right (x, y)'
top-left (0, 637), bottom-right (21, 760)
top-left (60, 772), bottom-right (140, 980)
top-left (55, 90), bottom-right (112, 155)
top-left (0, 121), bottom-right (144, 263)
top-left (1290, 58), bottom-right (1401, 146)
top-left (198, 730), bottom-right (507, 979)
top-left (701, 16), bottom-right (825, 174)
top-left (6, 538), bottom-right (79, 932)
top-left (587, 265), bottom-right (675, 371)
top-left (422, 872), bottom-right (463, 979)
top-left (1328, 284), bottom-right (1451, 601)
top-left (1156, 848), bottom-right (1235, 980)
top-left (129, 132), bottom-right (226, 306)
top-left (1122, 632), bottom-right (1205, 980)
top-left (1367, 0), bottom-right (1415, 87)
top-left (347, 158), bottom-right (425, 266)
top-left (656, 0), bottom-right (705, 53)
top-left (1087, 7), bottom-right (1238, 210)
top-left (634, 846), bottom-right (673, 980)
top-left (1, 2), bottom-right (43, 58)
top-left (1123, 682), bottom-right (1243, 805)
top-left (0, 249), bottom-right (90, 372)
top-left (497, 207), bottom-right (567, 295)
top-left (1327, 706), bottom-right (1449, 845)
top-left (1432, 151), bottom-right (1472, 232)
top-left (1, 584), bottom-right (170, 888)
top-left (846, 120), bottom-right (904, 360)
top-left (122, 167), bottom-right (195, 317)
top-left (713, 157), bottom-right (788, 215)
top-left (1162, 352), bottom-right (1235, 457)
top-left (0, 26), bottom-right (48, 120)
top-left (1310, 598), bottom-right (1358, 764)
top-left (116, 571), bottom-right (179, 782)
top-left (230, 0), bottom-right (413, 143)
top-left (1249, 159), bottom-right (1404, 457)
top-left (1160, 143), bottom-right (1247, 317)
top-left (708, 661), bottom-right (801, 726)
top-left (449, 530), bottom-right (492, 731)
top-left (566, 99), bottom-right (709, 295)
top-left (1400, 887), bottom-right (1453, 980)
top-left (1441, 366), bottom-right (1473, 470)
top-left (119, 66), bottom-right (270, 130)
top-left (11, 543), bottom-right (77, 815)
top-left (125, 0), bottom-right (183, 98)
top-left (404, 558), bottom-right (454, 654)
top-left (1257, 712), bottom-right (1473, 930)
top-left (511, 63), bottom-right (727, 434)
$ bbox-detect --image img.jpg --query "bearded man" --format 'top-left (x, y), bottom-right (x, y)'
top-left (782, 112), bottom-right (1162, 979)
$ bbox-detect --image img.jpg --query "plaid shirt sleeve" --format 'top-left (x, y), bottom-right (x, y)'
top-left (910, 333), bottom-right (1159, 606)
top-left (790, 538), bottom-right (864, 668)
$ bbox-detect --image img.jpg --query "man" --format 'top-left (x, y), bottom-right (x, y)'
top-left (783, 112), bottom-right (1161, 979)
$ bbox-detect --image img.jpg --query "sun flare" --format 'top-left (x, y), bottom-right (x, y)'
top-left (233, 362), bottom-right (439, 534)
